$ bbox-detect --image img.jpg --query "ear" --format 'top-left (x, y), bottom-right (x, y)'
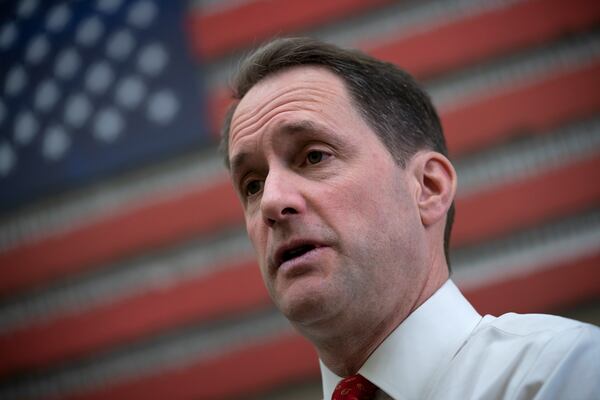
top-left (411, 151), bottom-right (457, 227)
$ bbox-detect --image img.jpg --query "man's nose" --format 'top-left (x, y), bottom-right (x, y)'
top-left (260, 172), bottom-right (304, 227)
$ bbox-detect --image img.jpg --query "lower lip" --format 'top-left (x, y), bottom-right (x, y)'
top-left (278, 247), bottom-right (327, 275)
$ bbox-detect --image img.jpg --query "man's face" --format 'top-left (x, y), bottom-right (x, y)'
top-left (228, 66), bottom-right (427, 331)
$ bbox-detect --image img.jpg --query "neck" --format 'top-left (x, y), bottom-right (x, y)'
top-left (313, 309), bottom-right (402, 376)
top-left (308, 263), bottom-right (449, 376)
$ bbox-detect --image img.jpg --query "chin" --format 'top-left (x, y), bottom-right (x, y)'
top-left (282, 297), bottom-right (325, 324)
top-left (277, 280), bottom-right (333, 325)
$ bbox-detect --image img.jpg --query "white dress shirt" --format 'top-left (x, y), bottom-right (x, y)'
top-left (320, 280), bottom-right (600, 400)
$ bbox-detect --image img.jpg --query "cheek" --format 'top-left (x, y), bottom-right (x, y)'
top-left (328, 172), bottom-right (405, 224)
top-left (332, 172), bottom-right (419, 254)
top-left (245, 216), bottom-right (266, 256)
top-left (246, 220), bottom-right (272, 283)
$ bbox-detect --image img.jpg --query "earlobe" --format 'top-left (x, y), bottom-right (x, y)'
top-left (413, 152), bottom-right (457, 227)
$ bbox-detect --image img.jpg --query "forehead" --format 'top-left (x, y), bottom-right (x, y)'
top-left (228, 66), bottom-right (356, 158)
top-left (235, 65), bottom-right (349, 118)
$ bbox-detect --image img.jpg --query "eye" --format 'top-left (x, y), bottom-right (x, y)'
top-left (306, 150), bottom-right (327, 165)
top-left (244, 179), bottom-right (263, 196)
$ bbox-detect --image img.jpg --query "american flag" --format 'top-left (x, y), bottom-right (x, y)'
top-left (0, 0), bottom-right (208, 210)
top-left (0, 0), bottom-right (599, 399)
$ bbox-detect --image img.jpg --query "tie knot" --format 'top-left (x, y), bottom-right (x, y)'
top-left (332, 374), bottom-right (378, 400)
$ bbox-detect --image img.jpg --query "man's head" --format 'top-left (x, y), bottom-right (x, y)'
top-left (223, 38), bottom-right (456, 344)
top-left (222, 37), bottom-right (454, 263)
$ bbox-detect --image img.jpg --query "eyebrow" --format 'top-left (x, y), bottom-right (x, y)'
top-left (230, 152), bottom-right (248, 179)
top-left (229, 120), bottom-right (332, 177)
top-left (281, 120), bottom-right (323, 135)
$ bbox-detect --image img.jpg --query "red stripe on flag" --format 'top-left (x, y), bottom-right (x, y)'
top-left (443, 61), bottom-right (600, 155)
top-left (466, 252), bottom-right (600, 316)
top-left (366, 0), bottom-right (600, 79)
top-left (190, 0), bottom-right (392, 59)
top-left (453, 154), bottom-right (600, 247)
top-left (62, 333), bottom-right (318, 400)
top-left (0, 260), bottom-right (267, 377)
top-left (0, 180), bottom-right (243, 296)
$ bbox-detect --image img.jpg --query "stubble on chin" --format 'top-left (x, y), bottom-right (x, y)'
top-left (274, 276), bottom-right (338, 328)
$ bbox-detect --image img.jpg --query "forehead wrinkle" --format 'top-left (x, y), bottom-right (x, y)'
top-left (232, 85), bottom-right (338, 135)
top-left (230, 84), bottom-right (341, 151)
top-left (230, 105), bottom-right (319, 176)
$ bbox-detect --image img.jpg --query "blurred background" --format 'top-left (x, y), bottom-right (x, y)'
top-left (0, 0), bottom-right (599, 399)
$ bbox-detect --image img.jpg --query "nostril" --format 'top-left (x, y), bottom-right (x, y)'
top-left (281, 207), bottom-right (297, 215)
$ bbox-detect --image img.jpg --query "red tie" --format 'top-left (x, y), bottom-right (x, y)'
top-left (332, 374), bottom-right (378, 400)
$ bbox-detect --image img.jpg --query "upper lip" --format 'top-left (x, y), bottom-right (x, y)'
top-left (272, 239), bottom-right (325, 270)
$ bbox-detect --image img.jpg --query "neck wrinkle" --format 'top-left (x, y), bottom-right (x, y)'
top-left (314, 313), bottom-right (396, 377)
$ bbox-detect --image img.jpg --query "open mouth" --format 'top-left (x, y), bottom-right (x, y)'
top-left (281, 244), bottom-right (316, 264)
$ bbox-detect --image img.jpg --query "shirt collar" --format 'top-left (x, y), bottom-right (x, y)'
top-left (320, 280), bottom-right (482, 400)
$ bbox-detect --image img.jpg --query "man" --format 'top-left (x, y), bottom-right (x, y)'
top-left (221, 37), bottom-right (600, 399)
